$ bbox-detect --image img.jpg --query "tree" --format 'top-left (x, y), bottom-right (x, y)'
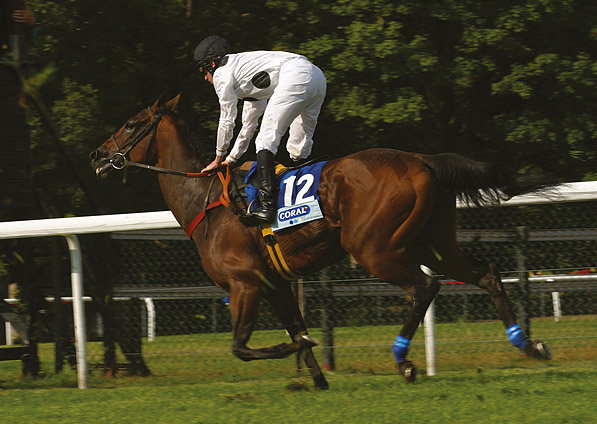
top-left (21, 0), bottom-right (597, 219)
top-left (268, 0), bottom-right (597, 179)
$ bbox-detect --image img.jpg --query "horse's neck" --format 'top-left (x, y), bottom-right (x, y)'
top-left (156, 128), bottom-right (209, 227)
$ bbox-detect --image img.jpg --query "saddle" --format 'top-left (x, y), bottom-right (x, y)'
top-left (233, 156), bottom-right (327, 227)
top-left (190, 157), bottom-right (327, 281)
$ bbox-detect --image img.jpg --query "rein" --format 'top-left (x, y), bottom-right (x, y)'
top-left (110, 154), bottom-right (217, 178)
top-left (106, 104), bottom-right (231, 199)
top-left (106, 103), bottom-right (299, 280)
top-left (124, 160), bottom-right (232, 238)
top-left (106, 107), bottom-right (233, 235)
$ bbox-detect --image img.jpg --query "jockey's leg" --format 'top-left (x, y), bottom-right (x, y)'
top-left (286, 64), bottom-right (326, 161)
top-left (250, 149), bottom-right (277, 223)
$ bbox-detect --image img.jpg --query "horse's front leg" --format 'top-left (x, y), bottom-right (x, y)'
top-left (263, 282), bottom-right (329, 390)
top-left (228, 279), bottom-right (300, 361)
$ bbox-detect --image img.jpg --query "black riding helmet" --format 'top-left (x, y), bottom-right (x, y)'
top-left (194, 35), bottom-right (231, 75)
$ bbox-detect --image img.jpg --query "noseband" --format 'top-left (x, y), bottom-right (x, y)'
top-left (108, 107), bottom-right (163, 169)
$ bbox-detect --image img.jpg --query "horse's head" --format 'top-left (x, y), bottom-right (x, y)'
top-left (90, 93), bottom-right (181, 178)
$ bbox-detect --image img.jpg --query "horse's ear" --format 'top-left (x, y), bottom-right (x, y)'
top-left (152, 93), bottom-right (168, 110)
top-left (166, 93), bottom-right (182, 111)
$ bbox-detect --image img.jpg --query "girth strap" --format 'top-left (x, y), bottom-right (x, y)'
top-left (185, 168), bottom-right (232, 238)
top-left (186, 200), bottom-right (223, 238)
top-left (185, 167), bottom-right (298, 282)
top-left (260, 225), bottom-right (300, 281)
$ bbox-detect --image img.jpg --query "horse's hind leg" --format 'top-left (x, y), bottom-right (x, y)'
top-left (421, 242), bottom-right (551, 360)
top-left (475, 263), bottom-right (551, 359)
top-left (392, 268), bottom-right (440, 382)
top-left (351, 249), bottom-right (440, 383)
top-left (263, 282), bottom-right (329, 390)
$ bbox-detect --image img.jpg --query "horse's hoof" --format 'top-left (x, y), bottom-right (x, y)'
top-left (524, 340), bottom-right (552, 360)
top-left (314, 376), bottom-right (330, 390)
top-left (295, 334), bottom-right (319, 350)
top-left (398, 361), bottom-right (417, 383)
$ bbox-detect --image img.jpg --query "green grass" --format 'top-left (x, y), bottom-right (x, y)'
top-left (1, 366), bottom-right (596, 423)
top-left (1, 317), bottom-right (596, 423)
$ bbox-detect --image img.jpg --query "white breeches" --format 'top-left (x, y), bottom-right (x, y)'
top-left (254, 57), bottom-right (326, 160)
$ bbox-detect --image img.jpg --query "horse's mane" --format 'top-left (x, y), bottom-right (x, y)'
top-left (163, 109), bottom-right (214, 165)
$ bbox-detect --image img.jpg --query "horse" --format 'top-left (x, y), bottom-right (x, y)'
top-left (89, 94), bottom-right (556, 389)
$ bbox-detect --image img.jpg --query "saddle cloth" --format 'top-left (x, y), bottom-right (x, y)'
top-left (244, 161), bottom-right (327, 209)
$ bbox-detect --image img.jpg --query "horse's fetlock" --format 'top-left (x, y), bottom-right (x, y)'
top-left (294, 333), bottom-right (319, 349)
top-left (232, 346), bottom-right (253, 362)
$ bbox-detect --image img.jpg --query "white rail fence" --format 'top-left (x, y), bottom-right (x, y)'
top-left (0, 181), bottom-right (596, 388)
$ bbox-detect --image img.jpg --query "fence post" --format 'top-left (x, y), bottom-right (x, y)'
top-left (65, 235), bottom-right (88, 389)
top-left (211, 299), bottom-right (218, 333)
top-left (424, 299), bottom-right (437, 376)
top-left (293, 279), bottom-right (304, 371)
top-left (551, 292), bottom-right (562, 322)
top-left (421, 265), bottom-right (437, 376)
top-left (52, 238), bottom-right (64, 373)
top-left (5, 321), bottom-right (13, 345)
top-left (317, 269), bottom-right (335, 371)
top-left (514, 226), bottom-right (531, 337)
top-left (143, 298), bottom-right (156, 341)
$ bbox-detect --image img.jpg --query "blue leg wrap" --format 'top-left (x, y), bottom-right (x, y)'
top-left (392, 336), bottom-right (411, 362)
top-left (506, 323), bottom-right (529, 350)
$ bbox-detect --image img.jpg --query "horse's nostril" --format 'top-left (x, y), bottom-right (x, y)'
top-left (89, 150), bottom-right (99, 160)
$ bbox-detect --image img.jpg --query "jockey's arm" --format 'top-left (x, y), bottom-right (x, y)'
top-left (202, 79), bottom-right (238, 173)
top-left (225, 99), bottom-right (267, 164)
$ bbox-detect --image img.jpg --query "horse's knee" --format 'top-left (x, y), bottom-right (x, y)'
top-left (476, 263), bottom-right (504, 295)
top-left (413, 275), bottom-right (440, 301)
top-left (427, 276), bottom-right (440, 297)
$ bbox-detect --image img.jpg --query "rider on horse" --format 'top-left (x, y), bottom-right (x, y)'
top-left (194, 35), bottom-right (327, 223)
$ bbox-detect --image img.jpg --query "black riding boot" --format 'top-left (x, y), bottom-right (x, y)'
top-left (251, 149), bottom-right (277, 223)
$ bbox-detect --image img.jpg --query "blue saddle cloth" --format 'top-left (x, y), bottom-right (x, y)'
top-left (244, 161), bottom-right (327, 209)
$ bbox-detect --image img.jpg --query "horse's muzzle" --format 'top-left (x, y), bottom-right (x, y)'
top-left (89, 149), bottom-right (114, 178)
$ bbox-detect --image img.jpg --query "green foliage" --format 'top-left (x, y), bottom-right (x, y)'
top-left (27, 78), bottom-right (102, 214)
top-left (18, 0), bottom-right (597, 216)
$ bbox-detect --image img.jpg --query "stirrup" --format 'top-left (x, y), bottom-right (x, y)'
top-left (236, 200), bottom-right (258, 226)
top-left (249, 208), bottom-right (276, 223)
top-left (246, 198), bottom-right (257, 215)
top-left (246, 198), bottom-right (276, 223)
top-left (238, 199), bottom-right (274, 226)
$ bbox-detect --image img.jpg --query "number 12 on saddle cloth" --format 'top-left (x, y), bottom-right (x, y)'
top-left (244, 161), bottom-right (327, 231)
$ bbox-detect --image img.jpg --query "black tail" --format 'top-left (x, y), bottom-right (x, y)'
top-left (419, 153), bottom-right (561, 207)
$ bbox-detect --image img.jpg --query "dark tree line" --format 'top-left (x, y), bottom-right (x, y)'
top-left (19, 0), bottom-right (597, 216)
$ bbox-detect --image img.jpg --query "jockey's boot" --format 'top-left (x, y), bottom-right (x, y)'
top-left (251, 149), bottom-right (277, 223)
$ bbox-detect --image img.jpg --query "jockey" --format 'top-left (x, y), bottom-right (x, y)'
top-left (195, 35), bottom-right (327, 223)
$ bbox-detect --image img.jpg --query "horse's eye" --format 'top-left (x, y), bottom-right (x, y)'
top-left (124, 121), bottom-right (134, 132)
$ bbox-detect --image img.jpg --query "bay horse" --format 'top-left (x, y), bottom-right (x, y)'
top-left (90, 94), bottom-right (555, 389)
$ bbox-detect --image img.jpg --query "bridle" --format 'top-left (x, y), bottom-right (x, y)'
top-left (104, 106), bottom-right (226, 181)
top-left (108, 106), bottom-right (163, 170)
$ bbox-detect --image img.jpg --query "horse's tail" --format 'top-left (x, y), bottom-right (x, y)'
top-left (418, 153), bottom-right (560, 207)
